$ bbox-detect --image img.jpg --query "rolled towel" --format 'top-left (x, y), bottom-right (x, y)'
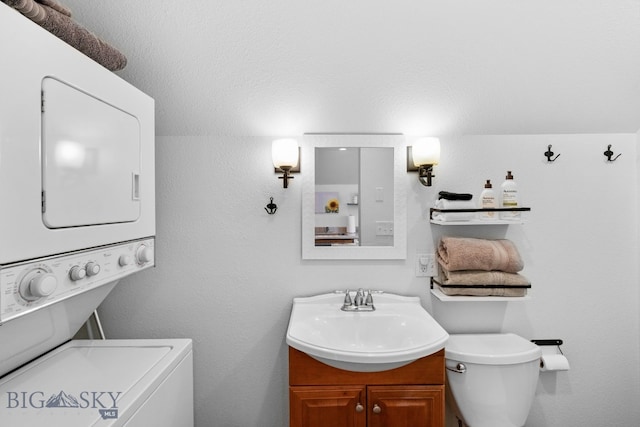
top-left (436, 285), bottom-right (527, 297)
top-left (438, 267), bottom-right (530, 287)
top-left (438, 191), bottom-right (473, 201)
top-left (432, 199), bottom-right (477, 222)
top-left (437, 236), bottom-right (524, 273)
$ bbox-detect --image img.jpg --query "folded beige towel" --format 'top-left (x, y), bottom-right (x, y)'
top-left (436, 285), bottom-right (527, 297)
top-left (437, 236), bottom-right (524, 273)
top-left (438, 268), bottom-right (530, 287)
top-left (3, 0), bottom-right (127, 71)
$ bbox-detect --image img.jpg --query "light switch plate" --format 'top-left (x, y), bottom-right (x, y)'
top-left (375, 221), bottom-right (394, 236)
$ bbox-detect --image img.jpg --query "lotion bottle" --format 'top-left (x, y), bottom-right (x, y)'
top-left (480, 180), bottom-right (497, 220)
top-left (500, 171), bottom-right (520, 220)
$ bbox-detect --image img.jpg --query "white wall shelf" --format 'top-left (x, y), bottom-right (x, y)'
top-left (429, 207), bottom-right (531, 225)
top-left (429, 207), bottom-right (532, 301)
top-left (430, 287), bottom-right (531, 302)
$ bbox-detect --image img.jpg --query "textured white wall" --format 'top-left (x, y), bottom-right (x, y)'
top-left (63, 0), bottom-right (640, 137)
top-left (98, 134), bottom-right (640, 427)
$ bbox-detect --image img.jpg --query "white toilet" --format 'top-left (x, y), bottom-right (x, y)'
top-left (445, 333), bottom-right (541, 427)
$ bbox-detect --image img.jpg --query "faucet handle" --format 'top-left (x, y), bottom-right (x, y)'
top-left (343, 290), bottom-right (352, 306)
top-left (365, 290), bottom-right (374, 306)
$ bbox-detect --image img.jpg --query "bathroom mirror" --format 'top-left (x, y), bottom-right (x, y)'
top-left (302, 134), bottom-right (407, 260)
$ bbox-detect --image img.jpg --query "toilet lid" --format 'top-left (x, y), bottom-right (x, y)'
top-left (445, 333), bottom-right (541, 365)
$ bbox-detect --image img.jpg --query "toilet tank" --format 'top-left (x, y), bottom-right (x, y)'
top-left (445, 333), bottom-right (541, 427)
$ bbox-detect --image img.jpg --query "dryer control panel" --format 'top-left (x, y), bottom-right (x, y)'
top-left (0, 238), bottom-right (154, 324)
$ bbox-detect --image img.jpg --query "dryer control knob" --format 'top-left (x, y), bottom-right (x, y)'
top-left (136, 245), bottom-right (153, 264)
top-left (85, 262), bottom-right (101, 276)
top-left (119, 254), bottom-right (133, 267)
top-left (69, 266), bottom-right (86, 281)
top-left (27, 273), bottom-right (58, 298)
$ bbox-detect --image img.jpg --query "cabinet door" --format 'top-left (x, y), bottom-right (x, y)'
top-left (367, 385), bottom-right (444, 427)
top-left (290, 386), bottom-right (366, 427)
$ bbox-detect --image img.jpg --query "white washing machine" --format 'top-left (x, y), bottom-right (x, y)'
top-left (0, 339), bottom-right (193, 427)
top-left (0, 240), bottom-right (194, 427)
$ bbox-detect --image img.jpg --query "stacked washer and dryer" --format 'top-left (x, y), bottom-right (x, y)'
top-left (0, 4), bottom-right (193, 426)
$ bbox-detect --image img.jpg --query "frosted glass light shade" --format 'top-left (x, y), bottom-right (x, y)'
top-left (272, 138), bottom-right (299, 169)
top-left (412, 137), bottom-right (440, 166)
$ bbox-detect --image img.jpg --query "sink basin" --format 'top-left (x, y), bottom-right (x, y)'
top-left (286, 292), bottom-right (449, 372)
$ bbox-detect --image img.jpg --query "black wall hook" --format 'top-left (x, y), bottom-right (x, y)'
top-left (544, 145), bottom-right (560, 162)
top-left (264, 197), bottom-right (278, 215)
top-left (604, 144), bottom-right (621, 161)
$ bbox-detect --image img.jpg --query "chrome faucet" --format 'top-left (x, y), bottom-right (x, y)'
top-left (341, 289), bottom-right (375, 312)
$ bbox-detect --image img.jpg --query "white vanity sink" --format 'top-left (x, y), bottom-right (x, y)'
top-left (286, 292), bottom-right (449, 372)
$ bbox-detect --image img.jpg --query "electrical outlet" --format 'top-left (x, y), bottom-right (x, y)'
top-left (416, 254), bottom-right (436, 277)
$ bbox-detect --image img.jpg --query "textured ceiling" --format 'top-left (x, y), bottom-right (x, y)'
top-left (63, 0), bottom-right (640, 137)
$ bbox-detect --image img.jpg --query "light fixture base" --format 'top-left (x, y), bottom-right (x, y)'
top-left (278, 166), bottom-right (294, 188)
top-left (417, 165), bottom-right (435, 187)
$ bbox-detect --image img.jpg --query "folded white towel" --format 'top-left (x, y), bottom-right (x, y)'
top-left (432, 199), bottom-right (477, 222)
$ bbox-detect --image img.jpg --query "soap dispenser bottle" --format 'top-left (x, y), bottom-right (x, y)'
top-left (480, 180), bottom-right (497, 220)
top-left (500, 171), bottom-right (520, 220)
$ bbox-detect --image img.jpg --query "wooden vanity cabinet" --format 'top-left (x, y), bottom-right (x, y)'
top-left (289, 347), bottom-right (445, 427)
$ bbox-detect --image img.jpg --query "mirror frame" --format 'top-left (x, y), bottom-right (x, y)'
top-left (302, 133), bottom-right (407, 260)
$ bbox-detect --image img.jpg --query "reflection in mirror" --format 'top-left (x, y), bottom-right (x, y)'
top-left (302, 134), bottom-right (407, 260)
top-left (314, 147), bottom-right (394, 247)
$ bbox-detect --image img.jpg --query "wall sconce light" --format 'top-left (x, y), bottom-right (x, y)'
top-left (272, 138), bottom-right (300, 188)
top-left (407, 137), bottom-right (440, 187)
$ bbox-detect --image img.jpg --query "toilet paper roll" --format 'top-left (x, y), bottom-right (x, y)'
top-left (347, 215), bottom-right (356, 234)
top-left (540, 354), bottom-right (570, 372)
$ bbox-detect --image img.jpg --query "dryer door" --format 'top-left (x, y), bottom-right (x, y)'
top-left (41, 77), bottom-right (141, 228)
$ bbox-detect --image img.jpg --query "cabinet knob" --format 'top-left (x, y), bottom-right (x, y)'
top-left (372, 404), bottom-right (382, 414)
top-left (355, 403), bottom-right (363, 413)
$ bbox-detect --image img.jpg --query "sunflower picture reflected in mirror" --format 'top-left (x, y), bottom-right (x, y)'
top-left (325, 198), bottom-right (339, 213)
top-left (315, 192), bottom-right (339, 214)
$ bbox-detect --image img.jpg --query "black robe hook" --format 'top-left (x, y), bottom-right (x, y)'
top-left (604, 145), bottom-right (621, 161)
top-left (265, 197), bottom-right (278, 215)
top-left (544, 145), bottom-right (560, 162)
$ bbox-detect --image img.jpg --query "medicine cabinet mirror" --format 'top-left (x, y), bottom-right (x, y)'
top-left (302, 134), bottom-right (407, 260)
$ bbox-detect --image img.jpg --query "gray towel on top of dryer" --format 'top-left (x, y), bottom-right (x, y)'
top-left (2, 0), bottom-right (127, 71)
